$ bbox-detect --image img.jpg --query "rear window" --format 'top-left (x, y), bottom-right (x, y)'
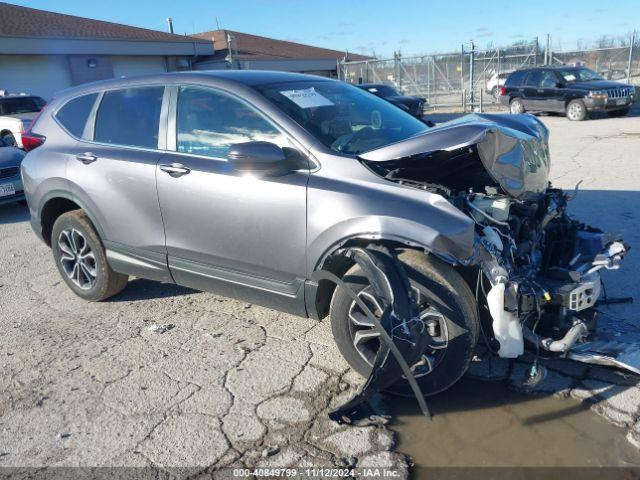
top-left (0, 96), bottom-right (45, 115)
top-left (505, 70), bottom-right (528, 87)
top-left (94, 86), bottom-right (164, 149)
top-left (56, 93), bottom-right (98, 138)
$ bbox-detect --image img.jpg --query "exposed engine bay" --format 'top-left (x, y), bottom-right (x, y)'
top-left (359, 114), bottom-right (630, 367)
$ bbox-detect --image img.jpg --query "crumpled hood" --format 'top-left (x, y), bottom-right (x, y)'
top-left (358, 113), bottom-right (550, 199)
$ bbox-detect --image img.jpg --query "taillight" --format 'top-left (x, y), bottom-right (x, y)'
top-left (21, 133), bottom-right (46, 152)
top-left (499, 86), bottom-right (507, 96)
top-left (21, 102), bottom-right (48, 151)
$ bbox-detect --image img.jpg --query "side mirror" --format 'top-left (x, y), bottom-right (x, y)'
top-left (227, 141), bottom-right (291, 176)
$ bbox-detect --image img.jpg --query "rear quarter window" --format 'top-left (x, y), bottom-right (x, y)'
top-left (505, 70), bottom-right (528, 87)
top-left (55, 93), bottom-right (98, 138)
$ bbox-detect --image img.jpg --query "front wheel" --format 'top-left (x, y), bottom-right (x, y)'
top-left (51, 210), bottom-right (128, 301)
top-left (566, 99), bottom-right (587, 121)
top-left (329, 249), bottom-right (479, 396)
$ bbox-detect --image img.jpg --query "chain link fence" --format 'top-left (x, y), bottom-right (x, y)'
top-left (338, 33), bottom-right (639, 111)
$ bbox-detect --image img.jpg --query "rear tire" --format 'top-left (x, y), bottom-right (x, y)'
top-left (607, 108), bottom-right (630, 118)
top-left (509, 98), bottom-right (525, 114)
top-left (51, 210), bottom-right (128, 301)
top-left (329, 249), bottom-right (479, 396)
top-left (566, 99), bottom-right (587, 121)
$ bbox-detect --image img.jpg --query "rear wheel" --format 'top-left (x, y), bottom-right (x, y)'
top-left (566, 99), bottom-right (587, 121)
top-left (51, 210), bottom-right (128, 301)
top-left (509, 98), bottom-right (525, 114)
top-left (329, 249), bottom-right (479, 396)
top-left (607, 108), bottom-right (630, 118)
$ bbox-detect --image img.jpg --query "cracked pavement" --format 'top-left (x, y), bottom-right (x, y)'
top-left (0, 109), bottom-right (639, 474)
top-left (0, 212), bottom-right (404, 474)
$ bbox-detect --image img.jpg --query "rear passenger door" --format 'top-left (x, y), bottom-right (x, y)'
top-left (65, 85), bottom-right (171, 282)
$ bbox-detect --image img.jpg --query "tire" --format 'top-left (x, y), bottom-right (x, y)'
top-left (607, 108), bottom-right (630, 118)
top-left (509, 98), bottom-right (525, 114)
top-left (329, 249), bottom-right (479, 396)
top-left (491, 87), bottom-right (499, 100)
top-left (566, 99), bottom-right (587, 121)
top-left (51, 210), bottom-right (128, 301)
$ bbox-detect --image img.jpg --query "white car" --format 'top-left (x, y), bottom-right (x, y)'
top-left (485, 71), bottom-right (513, 99)
top-left (0, 94), bottom-right (46, 148)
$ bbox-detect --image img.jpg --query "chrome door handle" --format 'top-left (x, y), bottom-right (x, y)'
top-left (159, 163), bottom-right (191, 177)
top-left (76, 152), bottom-right (97, 164)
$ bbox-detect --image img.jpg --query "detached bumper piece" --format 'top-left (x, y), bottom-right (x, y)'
top-left (568, 330), bottom-right (640, 375)
top-left (310, 246), bottom-right (432, 422)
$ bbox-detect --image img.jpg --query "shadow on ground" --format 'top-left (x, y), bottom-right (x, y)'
top-left (0, 202), bottom-right (29, 225)
top-left (109, 278), bottom-right (197, 302)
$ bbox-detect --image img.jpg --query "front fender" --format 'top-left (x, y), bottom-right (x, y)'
top-left (308, 214), bottom-right (474, 274)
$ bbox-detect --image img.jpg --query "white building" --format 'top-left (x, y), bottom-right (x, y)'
top-left (0, 3), bottom-right (213, 100)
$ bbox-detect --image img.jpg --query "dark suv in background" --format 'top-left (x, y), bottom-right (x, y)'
top-left (499, 66), bottom-right (636, 120)
top-left (357, 83), bottom-right (426, 118)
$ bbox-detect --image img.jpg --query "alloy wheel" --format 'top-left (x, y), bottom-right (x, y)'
top-left (347, 287), bottom-right (449, 378)
top-left (510, 100), bottom-right (524, 114)
top-left (567, 102), bottom-right (584, 120)
top-left (57, 228), bottom-right (97, 290)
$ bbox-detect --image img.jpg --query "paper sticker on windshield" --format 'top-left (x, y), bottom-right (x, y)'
top-left (563, 74), bottom-right (576, 81)
top-left (280, 88), bottom-right (334, 108)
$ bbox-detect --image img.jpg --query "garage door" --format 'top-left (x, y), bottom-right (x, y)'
top-left (0, 55), bottom-right (72, 100)
top-left (112, 56), bottom-right (167, 79)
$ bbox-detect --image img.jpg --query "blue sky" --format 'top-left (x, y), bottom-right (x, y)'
top-left (11, 0), bottom-right (639, 57)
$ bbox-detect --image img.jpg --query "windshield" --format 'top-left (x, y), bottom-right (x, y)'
top-left (255, 81), bottom-right (427, 155)
top-left (0, 96), bottom-right (45, 115)
top-left (557, 67), bottom-right (604, 83)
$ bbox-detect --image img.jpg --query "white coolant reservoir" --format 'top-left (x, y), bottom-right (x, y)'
top-left (486, 281), bottom-right (524, 358)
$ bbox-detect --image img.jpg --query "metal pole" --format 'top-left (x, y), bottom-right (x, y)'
top-left (427, 58), bottom-right (430, 105)
top-left (461, 44), bottom-right (465, 111)
top-left (469, 41), bottom-right (475, 109)
top-left (627, 31), bottom-right (636, 84)
top-left (546, 34), bottom-right (551, 65)
top-left (534, 36), bottom-right (539, 66)
top-left (397, 52), bottom-right (403, 91)
top-left (496, 48), bottom-right (501, 104)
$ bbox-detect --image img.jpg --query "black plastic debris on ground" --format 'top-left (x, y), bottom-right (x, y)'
top-left (311, 245), bottom-right (432, 423)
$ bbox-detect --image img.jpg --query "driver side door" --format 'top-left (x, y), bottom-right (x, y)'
top-left (156, 85), bottom-right (310, 315)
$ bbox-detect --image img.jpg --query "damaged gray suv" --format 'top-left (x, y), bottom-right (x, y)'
top-left (21, 71), bottom-right (628, 396)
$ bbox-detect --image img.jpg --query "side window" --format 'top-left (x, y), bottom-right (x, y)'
top-left (505, 70), bottom-right (527, 87)
top-left (524, 70), bottom-right (542, 87)
top-left (55, 93), bottom-right (98, 138)
top-left (176, 86), bottom-right (285, 158)
top-left (539, 71), bottom-right (558, 88)
top-left (94, 86), bottom-right (164, 149)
